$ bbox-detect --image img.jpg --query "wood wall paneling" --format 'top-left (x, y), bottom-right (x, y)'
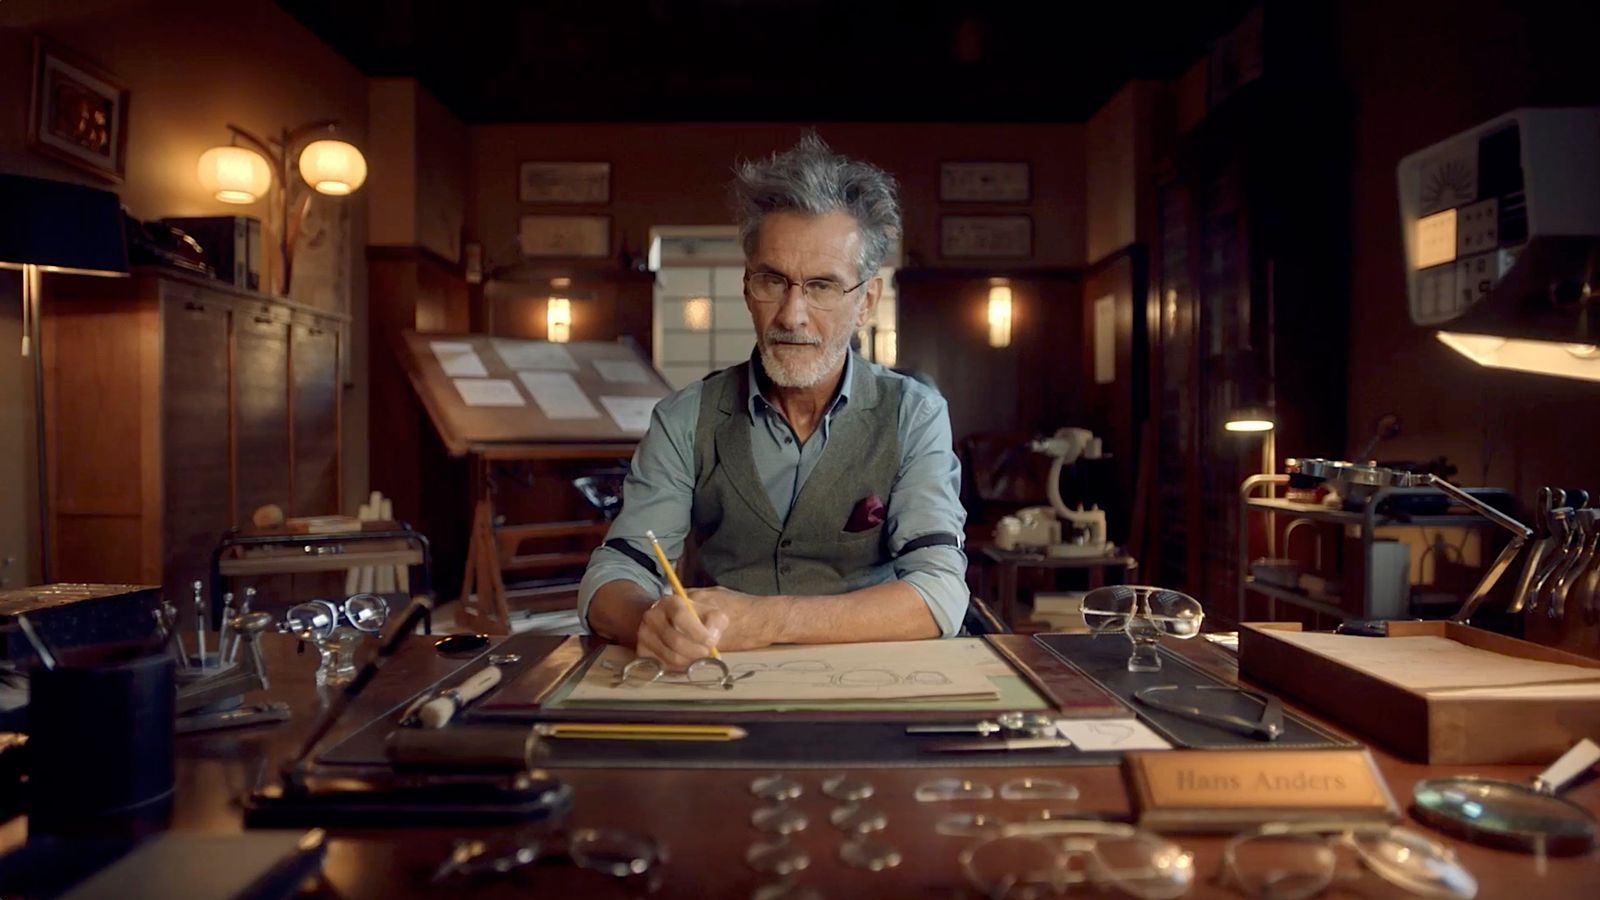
top-left (160, 291), bottom-right (233, 596)
top-left (291, 317), bottom-right (341, 516)
top-left (233, 306), bottom-right (293, 524)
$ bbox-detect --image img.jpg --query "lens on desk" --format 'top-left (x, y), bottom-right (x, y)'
top-left (828, 802), bottom-right (886, 834)
top-left (751, 804), bottom-right (809, 835)
top-left (745, 837), bottom-right (809, 875)
top-left (1098, 832), bottom-right (1196, 898)
top-left (27, 652), bottom-right (175, 839)
top-left (1226, 834), bottom-right (1333, 898)
top-left (999, 776), bottom-right (1079, 801)
top-left (750, 774), bottom-right (803, 800)
top-left (936, 812), bottom-right (1008, 837)
top-left (961, 837), bottom-right (1058, 895)
top-left (752, 882), bottom-right (824, 900)
top-left (1352, 829), bottom-right (1477, 898)
top-left (914, 777), bottom-right (993, 802)
top-left (568, 828), bottom-right (660, 877)
top-left (838, 837), bottom-right (901, 871)
top-left (821, 774), bottom-right (874, 801)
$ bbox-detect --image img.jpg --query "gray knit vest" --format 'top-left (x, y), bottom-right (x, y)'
top-left (689, 357), bottom-right (902, 596)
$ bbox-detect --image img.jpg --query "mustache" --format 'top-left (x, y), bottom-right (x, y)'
top-left (763, 328), bottom-right (820, 346)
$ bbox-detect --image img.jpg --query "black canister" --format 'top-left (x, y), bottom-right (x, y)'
top-left (26, 651), bottom-right (175, 838)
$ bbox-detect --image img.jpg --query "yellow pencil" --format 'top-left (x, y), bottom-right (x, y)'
top-left (644, 529), bottom-right (719, 658)
top-left (534, 722), bottom-right (746, 741)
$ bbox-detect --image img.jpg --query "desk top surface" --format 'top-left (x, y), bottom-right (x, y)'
top-left (4, 634), bottom-right (1598, 899)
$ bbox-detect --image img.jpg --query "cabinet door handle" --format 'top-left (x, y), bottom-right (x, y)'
top-left (308, 326), bottom-right (325, 336)
top-left (253, 315), bottom-right (274, 325)
top-left (184, 301), bottom-right (206, 312)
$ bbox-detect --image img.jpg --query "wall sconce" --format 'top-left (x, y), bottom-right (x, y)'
top-left (987, 281), bottom-right (1013, 348)
top-left (197, 120), bottom-right (368, 295)
top-left (683, 296), bottom-right (712, 332)
top-left (547, 296), bottom-right (572, 342)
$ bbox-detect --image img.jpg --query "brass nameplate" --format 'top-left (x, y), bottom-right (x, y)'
top-left (1122, 749), bottom-right (1399, 832)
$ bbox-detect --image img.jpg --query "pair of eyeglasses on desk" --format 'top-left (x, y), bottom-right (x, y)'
top-left (431, 827), bottom-right (667, 890)
top-left (1221, 822), bottom-right (1478, 899)
top-left (603, 655), bottom-right (753, 690)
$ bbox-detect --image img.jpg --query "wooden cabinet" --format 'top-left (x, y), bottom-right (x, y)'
top-left (44, 269), bottom-right (346, 602)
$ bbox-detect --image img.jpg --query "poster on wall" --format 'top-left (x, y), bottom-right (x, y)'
top-left (519, 214), bottom-right (612, 258)
top-left (28, 36), bottom-right (130, 183)
top-left (939, 162), bottom-right (1031, 203)
top-left (518, 162), bottom-right (611, 204)
top-left (939, 215), bottom-right (1032, 259)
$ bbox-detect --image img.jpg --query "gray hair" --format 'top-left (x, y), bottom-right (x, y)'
top-left (730, 133), bottom-right (901, 282)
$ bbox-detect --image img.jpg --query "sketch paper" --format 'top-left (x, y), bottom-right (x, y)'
top-left (431, 341), bottom-right (488, 377)
top-left (593, 358), bottom-right (650, 384)
top-left (493, 338), bottom-right (578, 371)
top-left (1272, 632), bottom-right (1600, 695)
top-left (567, 639), bottom-right (1004, 704)
top-left (517, 371), bottom-right (599, 419)
top-left (1056, 718), bottom-right (1171, 752)
top-left (453, 378), bottom-right (525, 407)
top-left (599, 396), bottom-right (658, 432)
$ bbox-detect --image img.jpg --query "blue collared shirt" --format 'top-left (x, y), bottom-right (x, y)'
top-left (579, 352), bottom-right (969, 636)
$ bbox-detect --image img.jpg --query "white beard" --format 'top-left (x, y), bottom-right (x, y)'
top-left (758, 326), bottom-right (852, 388)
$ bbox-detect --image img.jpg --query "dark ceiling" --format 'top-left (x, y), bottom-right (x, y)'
top-left (276, 0), bottom-right (1256, 123)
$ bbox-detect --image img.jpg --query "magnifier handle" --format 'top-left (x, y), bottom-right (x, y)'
top-left (1533, 738), bottom-right (1600, 795)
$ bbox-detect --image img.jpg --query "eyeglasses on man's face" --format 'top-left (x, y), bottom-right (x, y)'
top-left (744, 270), bottom-right (868, 311)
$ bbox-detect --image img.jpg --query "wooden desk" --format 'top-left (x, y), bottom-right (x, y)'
top-left (979, 546), bottom-right (1139, 627)
top-left (4, 636), bottom-right (1598, 898)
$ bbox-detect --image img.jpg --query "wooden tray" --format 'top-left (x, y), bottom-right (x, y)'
top-left (1239, 621), bottom-right (1600, 764)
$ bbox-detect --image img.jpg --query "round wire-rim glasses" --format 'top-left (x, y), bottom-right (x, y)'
top-left (958, 819), bottom-right (1195, 899)
top-left (608, 655), bottom-right (752, 691)
top-left (1220, 822), bottom-right (1478, 899)
top-left (432, 827), bottom-right (667, 887)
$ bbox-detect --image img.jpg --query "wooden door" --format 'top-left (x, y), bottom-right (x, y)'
top-left (290, 315), bottom-right (340, 516)
top-left (233, 303), bottom-right (292, 524)
top-left (160, 287), bottom-right (233, 601)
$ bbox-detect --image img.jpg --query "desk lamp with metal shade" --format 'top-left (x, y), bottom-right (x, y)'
top-left (0, 174), bottom-right (130, 584)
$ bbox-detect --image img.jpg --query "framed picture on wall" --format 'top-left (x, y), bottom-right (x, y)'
top-left (939, 161), bottom-right (1030, 203)
top-left (519, 214), bottom-right (611, 258)
top-left (28, 36), bottom-right (130, 183)
top-left (940, 215), bottom-right (1033, 259)
top-left (518, 161), bottom-right (611, 204)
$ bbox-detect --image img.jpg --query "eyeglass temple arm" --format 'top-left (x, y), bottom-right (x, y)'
top-left (1431, 475), bottom-right (1533, 624)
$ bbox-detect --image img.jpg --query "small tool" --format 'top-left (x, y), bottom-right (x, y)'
top-left (192, 580), bottom-right (207, 668)
top-left (533, 722), bottom-right (748, 741)
top-left (231, 587), bottom-right (257, 664)
top-left (1134, 684), bottom-right (1284, 741)
top-left (406, 666), bottom-right (504, 729)
top-left (14, 613), bottom-right (57, 670)
top-left (905, 711), bottom-right (1056, 738)
top-left (923, 737), bottom-right (1073, 753)
top-left (217, 591), bottom-right (236, 666)
top-left (645, 529), bottom-right (718, 658)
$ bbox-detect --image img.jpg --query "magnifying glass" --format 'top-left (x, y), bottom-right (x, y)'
top-left (1411, 738), bottom-right (1599, 856)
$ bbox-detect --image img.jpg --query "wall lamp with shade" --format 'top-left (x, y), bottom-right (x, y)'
top-left (197, 121), bottom-right (367, 295)
top-left (0, 174), bottom-right (130, 583)
top-left (987, 280), bottom-right (1012, 348)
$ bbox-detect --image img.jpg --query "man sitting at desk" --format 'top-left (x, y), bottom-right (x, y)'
top-left (580, 134), bottom-right (968, 669)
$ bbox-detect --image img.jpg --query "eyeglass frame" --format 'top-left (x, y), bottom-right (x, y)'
top-left (1219, 821), bottom-right (1475, 899)
top-left (610, 654), bottom-right (752, 691)
top-left (431, 826), bottom-right (667, 886)
top-left (957, 819), bottom-right (1196, 900)
top-left (743, 269), bottom-right (870, 311)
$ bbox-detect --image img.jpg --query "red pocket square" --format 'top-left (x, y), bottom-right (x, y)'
top-left (845, 495), bottom-right (886, 532)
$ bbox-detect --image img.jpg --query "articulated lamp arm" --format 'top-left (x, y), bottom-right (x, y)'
top-left (1430, 475), bottom-right (1534, 623)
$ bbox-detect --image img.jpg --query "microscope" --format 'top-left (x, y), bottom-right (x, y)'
top-left (993, 427), bottom-right (1113, 558)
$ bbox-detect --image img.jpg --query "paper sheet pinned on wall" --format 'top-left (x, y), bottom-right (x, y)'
top-left (593, 358), bottom-right (650, 384)
top-left (432, 341), bottom-right (488, 377)
top-left (493, 338), bottom-right (578, 371)
top-left (518, 371), bottom-right (600, 418)
top-left (600, 396), bottom-right (659, 432)
top-left (453, 378), bottom-right (525, 407)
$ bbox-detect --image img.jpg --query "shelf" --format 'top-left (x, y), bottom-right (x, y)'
top-left (1245, 497), bottom-right (1491, 528)
top-left (1244, 579), bottom-right (1349, 619)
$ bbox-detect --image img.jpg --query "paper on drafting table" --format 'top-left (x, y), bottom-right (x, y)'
top-left (567, 639), bottom-right (1005, 703)
top-left (1272, 632), bottom-right (1600, 696)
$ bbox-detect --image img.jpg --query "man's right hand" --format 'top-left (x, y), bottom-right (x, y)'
top-left (634, 593), bottom-right (725, 671)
